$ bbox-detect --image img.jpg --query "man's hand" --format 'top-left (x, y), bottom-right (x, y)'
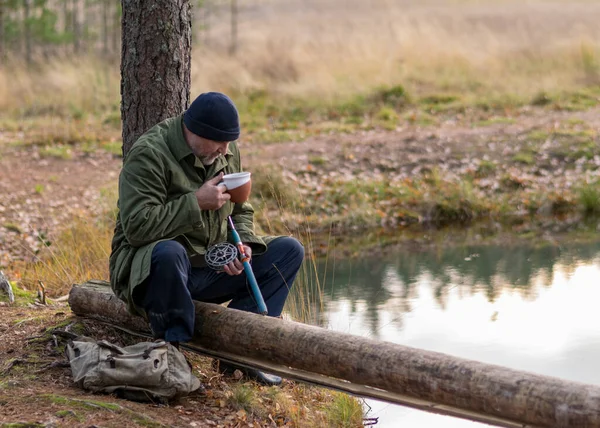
top-left (195, 173), bottom-right (230, 210)
top-left (223, 245), bottom-right (252, 276)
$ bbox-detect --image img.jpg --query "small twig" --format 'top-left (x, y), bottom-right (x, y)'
top-left (45, 340), bottom-right (55, 354)
top-left (25, 334), bottom-right (46, 342)
top-left (38, 281), bottom-right (47, 305)
top-left (0, 270), bottom-right (14, 304)
top-left (45, 335), bottom-right (61, 356)
top-left (51, 328), bottom-right (78, 340)
top-left (363, 417), bottom-right (379, 426)
top-left (13, 317), bottom-right (38, 328)
top-left (35, 360), bottom-right (71, 373)
top-left (2, 358), bottom-right (26, 375)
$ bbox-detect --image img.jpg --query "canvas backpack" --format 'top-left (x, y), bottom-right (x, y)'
top-left (65, 336), bottom-right (202, 403)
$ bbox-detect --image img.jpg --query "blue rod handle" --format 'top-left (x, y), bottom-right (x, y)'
top-left (228, 217), bottom-right (268, 315)
top-left (242, 260), bottom-right (268, 315)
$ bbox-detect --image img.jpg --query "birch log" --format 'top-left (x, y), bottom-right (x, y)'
top-left (69, 280), bottom-right (600, 428)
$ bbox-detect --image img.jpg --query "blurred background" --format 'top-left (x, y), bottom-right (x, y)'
top-left (2, 0), bottom-right (600, 120)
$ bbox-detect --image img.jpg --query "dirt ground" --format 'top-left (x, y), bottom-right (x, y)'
top-left (0, 304), bottom-right (332, 428)
top-left (2, 105), bottom-right (600, 267)
top-left (1, 105), bottom-right (600, 426)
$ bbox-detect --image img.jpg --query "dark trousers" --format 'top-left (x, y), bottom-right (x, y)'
top-left (133, 237), bottom-right (304, 343)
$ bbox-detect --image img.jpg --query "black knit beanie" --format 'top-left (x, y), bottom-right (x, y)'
top-left (183, 92), bottom-right (240, 142)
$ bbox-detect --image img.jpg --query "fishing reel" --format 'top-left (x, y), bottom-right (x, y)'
top-left (205, 242), bottom-right (239, 271)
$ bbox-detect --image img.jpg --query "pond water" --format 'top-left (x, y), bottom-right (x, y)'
top-left (299, 239), bottom-right (600, 427)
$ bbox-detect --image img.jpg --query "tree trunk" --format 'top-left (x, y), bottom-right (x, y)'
top-left (111, 0), bottom-right (120, 58)
top-left (70, 280), bottom-right (600, 428)
top-left (24, 0), bottom-right (31, 63)
top-left (80, 0), bottom-right (87, 53)
top-left (0, 0), bottom-right (5, 61)
top-left (72, 0), bottom-right (80, 54)
top-left (63, 0), bottom-right (69, 34)
top-left (120, 0), bottom-right (192, 156)
top-left (102, 0), bottom-right (108, 56)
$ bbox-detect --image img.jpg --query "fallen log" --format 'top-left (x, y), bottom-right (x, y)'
top-left (70, 280), bottom-right (600, 428)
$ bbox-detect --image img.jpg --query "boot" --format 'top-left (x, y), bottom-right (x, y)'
top-left (217, 360), bottom-right (282, 386)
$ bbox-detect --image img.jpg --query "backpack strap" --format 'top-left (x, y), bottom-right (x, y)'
top-left (97, 340), bottom-right (126, 355)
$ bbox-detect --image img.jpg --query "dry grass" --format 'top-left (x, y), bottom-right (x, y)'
top-left (17, 188), bottom-right (117, 297)
top-left (17, 218), bottom-right (113, 296)
top-left (197, 0), bottom-right (600, 100)
top-left (1, 0), bottom-right (600, 119)
top-left (0, 57), bottom-right (119, 117)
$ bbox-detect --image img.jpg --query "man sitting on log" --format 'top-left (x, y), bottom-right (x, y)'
top-left (109, 92), bottom-right (304, 386)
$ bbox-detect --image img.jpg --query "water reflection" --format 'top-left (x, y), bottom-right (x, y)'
top-left (304, 241), bottom-right (600, 337)
top-left (293, 240), bottom-right (600, 427)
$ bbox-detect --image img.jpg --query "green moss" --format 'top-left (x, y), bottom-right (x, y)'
top-left (405, 110), bottom-right (437, 126)
top-left (0, 423), bottom-right (46, 428)
top-left (372, 84), bottom-right (411, 108)
top-left (101, 141), bottom-right (123, 156)
top-left (555, 89), bottom-right (600, 111)
top-left (563, 117), bottom-right (586, 126)
top-left (531, 91), bottom-right (554, 106)
top-left (42, 395), bottom-right (164, 427)
top-left (475, 117), bottom-right (517, 127)
top-left (1, 284), bottom-right (37, 305)
top-left (3, 223), bottom-right (22, 234)
top-left (102, 110), bottom-right (121, 127)
top-left (513, 151), bottom-right (536, 165)
top-left (423, 94), bottom-right (459, 105)
top-left (474, 160), bottom-right (497, 178)
top-left (527, 129), bottom-right (550, 142)
top-left (308, 156), bottom-right (327, 166)
top-left (550, 139), bottom-right (598, 161)
top-left (54, 409), bottom-right (80, 421)
top-left (374, 106), bottom-right (399, 129)
top-left (39, 145), bottom-right (73, 160)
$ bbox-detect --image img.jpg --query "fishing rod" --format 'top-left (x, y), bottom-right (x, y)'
top-left (227, 216), bottom-right (268, 315)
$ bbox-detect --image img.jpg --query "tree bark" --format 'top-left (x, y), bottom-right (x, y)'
top-left (70, 280), bottom-right (600, 428)
top-left (120, 0), bottom-right (192, 156)
top-left (72, 0), bottom-right (79, 54)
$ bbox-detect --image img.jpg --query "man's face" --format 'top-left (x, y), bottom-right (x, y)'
top-left (184, 125), bottom-right (230, 165)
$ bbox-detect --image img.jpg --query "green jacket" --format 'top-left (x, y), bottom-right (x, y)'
top-left (109, 115), bottom-right (270, 316)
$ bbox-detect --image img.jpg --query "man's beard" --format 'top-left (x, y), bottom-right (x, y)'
top-left (200, 153), bottom-right (220, 165)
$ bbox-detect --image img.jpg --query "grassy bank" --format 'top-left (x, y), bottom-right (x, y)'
top-left (3, 0), bottom-right (600, 293)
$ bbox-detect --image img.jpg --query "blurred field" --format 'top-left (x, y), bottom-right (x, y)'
top-left (197, 0), bottom-right (600, 99)
top-left (1, 0), bottom-right (600, 121)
